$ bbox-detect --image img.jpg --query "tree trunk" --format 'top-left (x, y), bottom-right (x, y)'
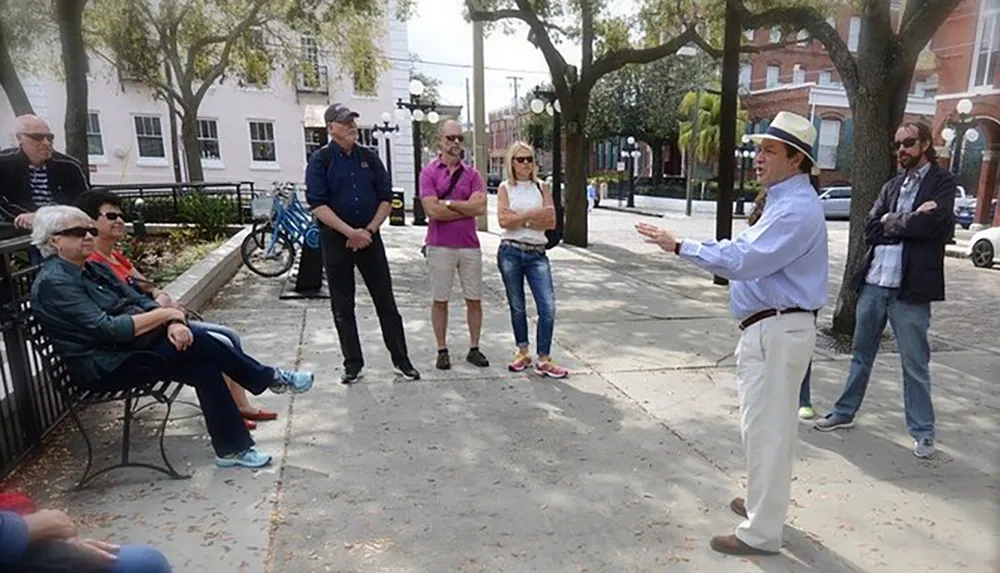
top-left (0, 19), bottom-right (32, 116)
top-left (563, 122), bottom-right (589, 247)
top-left (830, 89), bottom-right (896, 336)
top-left (650, 138), bottom-right (664, 186)
top-left (57, 0), bottom-right (90, 175)
top-left (180, 112), bottom-right (205, 182)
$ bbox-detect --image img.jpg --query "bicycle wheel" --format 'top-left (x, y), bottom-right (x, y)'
top-left (241, 227), bottom-right (296, 277)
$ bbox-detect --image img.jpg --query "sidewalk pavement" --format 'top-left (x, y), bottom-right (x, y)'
top-left (5, 215), bottom-right (996, 572)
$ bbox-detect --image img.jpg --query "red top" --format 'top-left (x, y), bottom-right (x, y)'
top-left (87, 249), bottom-right (136, 284)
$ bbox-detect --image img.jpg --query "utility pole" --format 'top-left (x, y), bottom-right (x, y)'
top-left (474, 17), bottom-right (489, 232)
top-left (507, 75), bottom-right (523, 111)
top-left (465, 77), bottom-right (472, 131)
top-left (685, 51), bottom-right (702, 218)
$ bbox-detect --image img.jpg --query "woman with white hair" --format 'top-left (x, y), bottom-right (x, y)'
top-left (28, 205), bottom-right (315, 469)
top-left (495, 141), bottom-right (568, 379)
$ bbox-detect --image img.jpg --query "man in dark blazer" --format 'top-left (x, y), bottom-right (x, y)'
top-left (814, 122), bottom-right (956, 460)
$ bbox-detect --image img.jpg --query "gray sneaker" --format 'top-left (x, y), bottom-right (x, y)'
top-left (913, 438), bottom-right (935, 459)
top-left (813, 413), bottom-right (854, 432)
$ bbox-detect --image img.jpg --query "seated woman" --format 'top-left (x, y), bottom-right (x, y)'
top-left (29, 206), bottom-right (314, 468)
top-left (75, 190), bottom-right (276, 430)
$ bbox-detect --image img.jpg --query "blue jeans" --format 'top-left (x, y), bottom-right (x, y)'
top-left (17, 541), bottom-right (171, 572)
top-left (113, 545), bottom-right (173, 572)
top-left (800, 361), bottom-right (812, 408)
top-left (191, 321), bottom-right (242, 352)
top-left (497, 244), bottom-right (556, 357)
top-left (833, 284), bottom-right (935, 440)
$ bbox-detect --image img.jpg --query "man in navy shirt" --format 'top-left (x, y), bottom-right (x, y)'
top-left (306, 103), bottom-right (420, 383)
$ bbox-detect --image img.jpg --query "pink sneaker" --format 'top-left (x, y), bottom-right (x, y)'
top-left (507, 352), bottom-right (532, 372)
top-left (534, 359), bottom-right (569, 379)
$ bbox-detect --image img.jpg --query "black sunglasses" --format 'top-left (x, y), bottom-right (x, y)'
top-left (56, 226), bottom-right (99, 238)
top-left (513, 156), bottom-right (533, 164)
top-left (21, 133), bottom-right (55, 143)
top-left (445, 135), bottom-right (464, 143)
top-left (101, 212), bottom-right (125, 221)
top-left (894, 137), bottom-right (918, 149)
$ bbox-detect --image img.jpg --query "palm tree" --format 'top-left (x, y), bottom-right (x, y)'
top-left (678, 92), bottom-right (748, 173)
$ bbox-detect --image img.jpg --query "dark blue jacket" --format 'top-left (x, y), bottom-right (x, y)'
top-left (305, 142), bottom-right (391, 229)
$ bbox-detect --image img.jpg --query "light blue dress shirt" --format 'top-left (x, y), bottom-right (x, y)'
top-left (678, 173), bottom-right (829, 321)
top-left (865, 161), bottom-right (931, 288)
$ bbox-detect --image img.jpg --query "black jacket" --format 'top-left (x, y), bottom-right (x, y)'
top-left (849, 163), bottom-right (956, 303)
top-left (0, 148), bottom-right (89, 216)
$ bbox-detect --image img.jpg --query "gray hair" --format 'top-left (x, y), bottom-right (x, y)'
top-left (14, 114), bottom-right (47, 136)
top-left (31, 205), bottom-right (93, 257)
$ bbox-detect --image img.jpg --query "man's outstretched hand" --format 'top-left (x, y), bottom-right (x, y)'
top-left (635, 222), bottom-right (679, 252)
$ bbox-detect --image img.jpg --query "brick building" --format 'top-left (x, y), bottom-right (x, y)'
top-left (742, 3), bottom-right (937, 188)
top-left (487, 103), bottom-right (554, 177)
top-left (932, 0), bottom-right (1000, 229)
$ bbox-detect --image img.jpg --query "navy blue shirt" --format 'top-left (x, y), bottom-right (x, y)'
top-left (305, 142), bottom-right (391, 228)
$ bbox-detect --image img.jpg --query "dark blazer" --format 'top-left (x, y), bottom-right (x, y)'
top-left (0, 147), bottom-right (89, 214)
top-left (850, 162), bottom-right (956, 302)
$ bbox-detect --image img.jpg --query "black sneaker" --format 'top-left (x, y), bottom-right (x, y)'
top-left (466, 348), bottom-right (489, 368)
top-left (395, 360), bottom-right (421, 381)
top-left (341, 366), bottom-right (363, 385)
top-left (436, 349), bottom-right (451, 370)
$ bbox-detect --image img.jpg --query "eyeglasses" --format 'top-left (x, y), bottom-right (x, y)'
top-left (55, 226), bottom-right (99, 238)
top-left (21, 133), bottom-right (55, 143)
top-left (445, 135), bottom-right (464, 143)
top-left (513, 156), bottom-right (534, 164)
top-left (894, 137), bottom-right (918, 149)
top-left (101, 212), bottom-right (125, 221)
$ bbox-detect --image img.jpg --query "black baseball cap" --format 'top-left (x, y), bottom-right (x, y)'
top-left (324, 103), bottom-right (359, 124)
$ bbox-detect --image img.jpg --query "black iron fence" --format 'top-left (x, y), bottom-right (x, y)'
top-left (0, 235), bottom-right (65, 481)
top-left (91, 181), bottom-right (256, 226)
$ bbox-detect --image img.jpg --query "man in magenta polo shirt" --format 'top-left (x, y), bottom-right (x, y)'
top-left (419, 120), bottom-right (489, 371)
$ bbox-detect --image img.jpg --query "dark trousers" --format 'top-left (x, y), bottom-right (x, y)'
top-left (320, 228), bottom-right (409, 371)
top-left (98, 324), bottom-right (275, 457)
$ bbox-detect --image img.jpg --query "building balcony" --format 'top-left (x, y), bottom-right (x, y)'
top-left (297, 65), bottom-right (329, 94)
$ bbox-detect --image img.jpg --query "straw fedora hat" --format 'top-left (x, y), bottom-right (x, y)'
top-left (750, 111), bottom-right (820, 174)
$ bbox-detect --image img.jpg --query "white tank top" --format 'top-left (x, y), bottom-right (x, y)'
top-left (502, 180), bottom-right (548, 245)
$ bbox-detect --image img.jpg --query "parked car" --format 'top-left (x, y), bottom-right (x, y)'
top-left (486, 173), bottom-right (501, 194)
top-left (968, 226), bottom-right (1000, 268)
top-left (955, 187), bottom-right (997, 229)
top-left (818, 186), bottom-right (851, 219)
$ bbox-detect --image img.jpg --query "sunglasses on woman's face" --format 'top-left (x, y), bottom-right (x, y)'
top-left (513, 156), bottom-right (533, 164)
top-left (56, 226), bottom-right (99, 238)
top-left (101, 212), bottom-right (125, 221)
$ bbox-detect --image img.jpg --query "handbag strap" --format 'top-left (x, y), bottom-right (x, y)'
top-left (438, 166), bottom-right (465, 199)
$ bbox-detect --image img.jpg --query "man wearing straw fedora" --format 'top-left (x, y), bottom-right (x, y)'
top-left (637, 111), bottom-right (829, 556)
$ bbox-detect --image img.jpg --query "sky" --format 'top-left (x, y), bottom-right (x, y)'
top-left (406, 0), bottom-right (582, 118)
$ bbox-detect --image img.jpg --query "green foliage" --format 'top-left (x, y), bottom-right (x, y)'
top-left (677, 91), bottom-right (748, 165)
top-left (0, 0), bottom-right (55, 72)
top-left (178, 193), bottom-right (238, 239)
top-left (520, 111), bottom-right (555, 151)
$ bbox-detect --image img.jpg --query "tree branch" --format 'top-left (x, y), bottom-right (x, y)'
top-left (466, 8), bottom-right (570, 35)
top-left (898, 0), bottom-right (963, 62)
top-left (582, 25), bottom-right (700, 95)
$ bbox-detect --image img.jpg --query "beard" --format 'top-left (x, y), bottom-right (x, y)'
top-left (898, 152), bottom-right (921, 170)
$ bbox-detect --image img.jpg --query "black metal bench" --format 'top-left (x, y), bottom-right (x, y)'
top-left (23, 312), bottom-right (192, 489)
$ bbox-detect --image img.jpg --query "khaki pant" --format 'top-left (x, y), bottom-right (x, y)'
top-left (734, 311), bottom-right (815, 551)
top-left (426, 246), bottom-right (483, 301)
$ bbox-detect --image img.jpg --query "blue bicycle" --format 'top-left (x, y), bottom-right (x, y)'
top-left (241, 183), bottom-right (320, 277)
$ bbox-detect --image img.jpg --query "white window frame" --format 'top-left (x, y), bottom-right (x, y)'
top-left (132, 114), bottom-right (168, 167)
top-left (819, 71), bottom-right (833, 86)
top-left (248, 119), bottom-right (279, 170)
top-left (197, 118), bottom-right (224, 169)
top-left (848, 17), bottom-right (861, 52)
top-left (240, 27), bottom-right (272, 90)
top-left (739, 64), bottom-right (752, 89)
top-left (770, 27), bottom-right (781, 43)
top-left (796, 29), bottom-right (809, 47)
top-left (818, 118), bottom-right (842, 170)
top-left (793, 64), bottom-right (806, 85)
top-left (766, 65), bottom-right (780, 88)
top-left (86, 111), bottom-right (107, 164)
top-left (970, 0), bottom-right (1000, 92)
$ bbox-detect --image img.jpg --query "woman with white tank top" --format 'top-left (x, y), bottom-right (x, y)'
top-left (495, 142), bottom-right (569, 378)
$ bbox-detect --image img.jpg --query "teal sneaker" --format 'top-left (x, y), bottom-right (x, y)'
top-left (216, 448), bottom-right (272, 468)
top-left (269, 369), bottom-right (314, 394)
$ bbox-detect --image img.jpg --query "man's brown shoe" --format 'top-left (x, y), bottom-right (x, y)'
top-left (730, 497), bottom-right (747, 518)
top-left (709, 534), bottom-right (779, 556)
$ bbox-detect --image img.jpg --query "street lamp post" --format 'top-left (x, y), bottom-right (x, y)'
top-left (372, 111), bottom-right (399, 186)
top-left (396, 79), bottom-right (440, 226)
top-left (734, 134), bottom-right (756, 216)
top-left (620, 136), bottom-right (640, 208)
top-left (530, 87), bottom-right (563, 248)
top-left (941, 98), bottom-right (979, 176)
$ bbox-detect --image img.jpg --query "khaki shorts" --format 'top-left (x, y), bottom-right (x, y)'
top-left (426, 246), bottom-right (483, 301)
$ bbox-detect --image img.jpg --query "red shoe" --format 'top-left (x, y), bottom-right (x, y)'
top-left (244, 419), bottom-right (258, 430)
top-left (241, 408), bottom-right (279, 422)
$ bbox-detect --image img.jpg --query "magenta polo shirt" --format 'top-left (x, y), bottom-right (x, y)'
top-left (419, 158), bottom-right (484, 249)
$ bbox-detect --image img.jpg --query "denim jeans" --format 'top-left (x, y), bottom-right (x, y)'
top-left (833, 284), bottom-right (935, 440)
top-left (191, 320), bottom-right (242, 352)
top-left (16, 541), bottom-right (172, 572)
top-left (800, 361), bottom-right (812, 408)
top-left (497, 243), bottom-right (556, 356)
top-left (99, 324), bottom-right (276, 457)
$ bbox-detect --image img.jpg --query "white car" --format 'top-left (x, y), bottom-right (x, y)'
top-left (818, 186), bottom-right (851, 219)
top-left (968, 226), bottom-right (1000, 268)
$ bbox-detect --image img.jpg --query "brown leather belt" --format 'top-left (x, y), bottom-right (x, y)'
top-left (739, 308), bottom-right (816, 331)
